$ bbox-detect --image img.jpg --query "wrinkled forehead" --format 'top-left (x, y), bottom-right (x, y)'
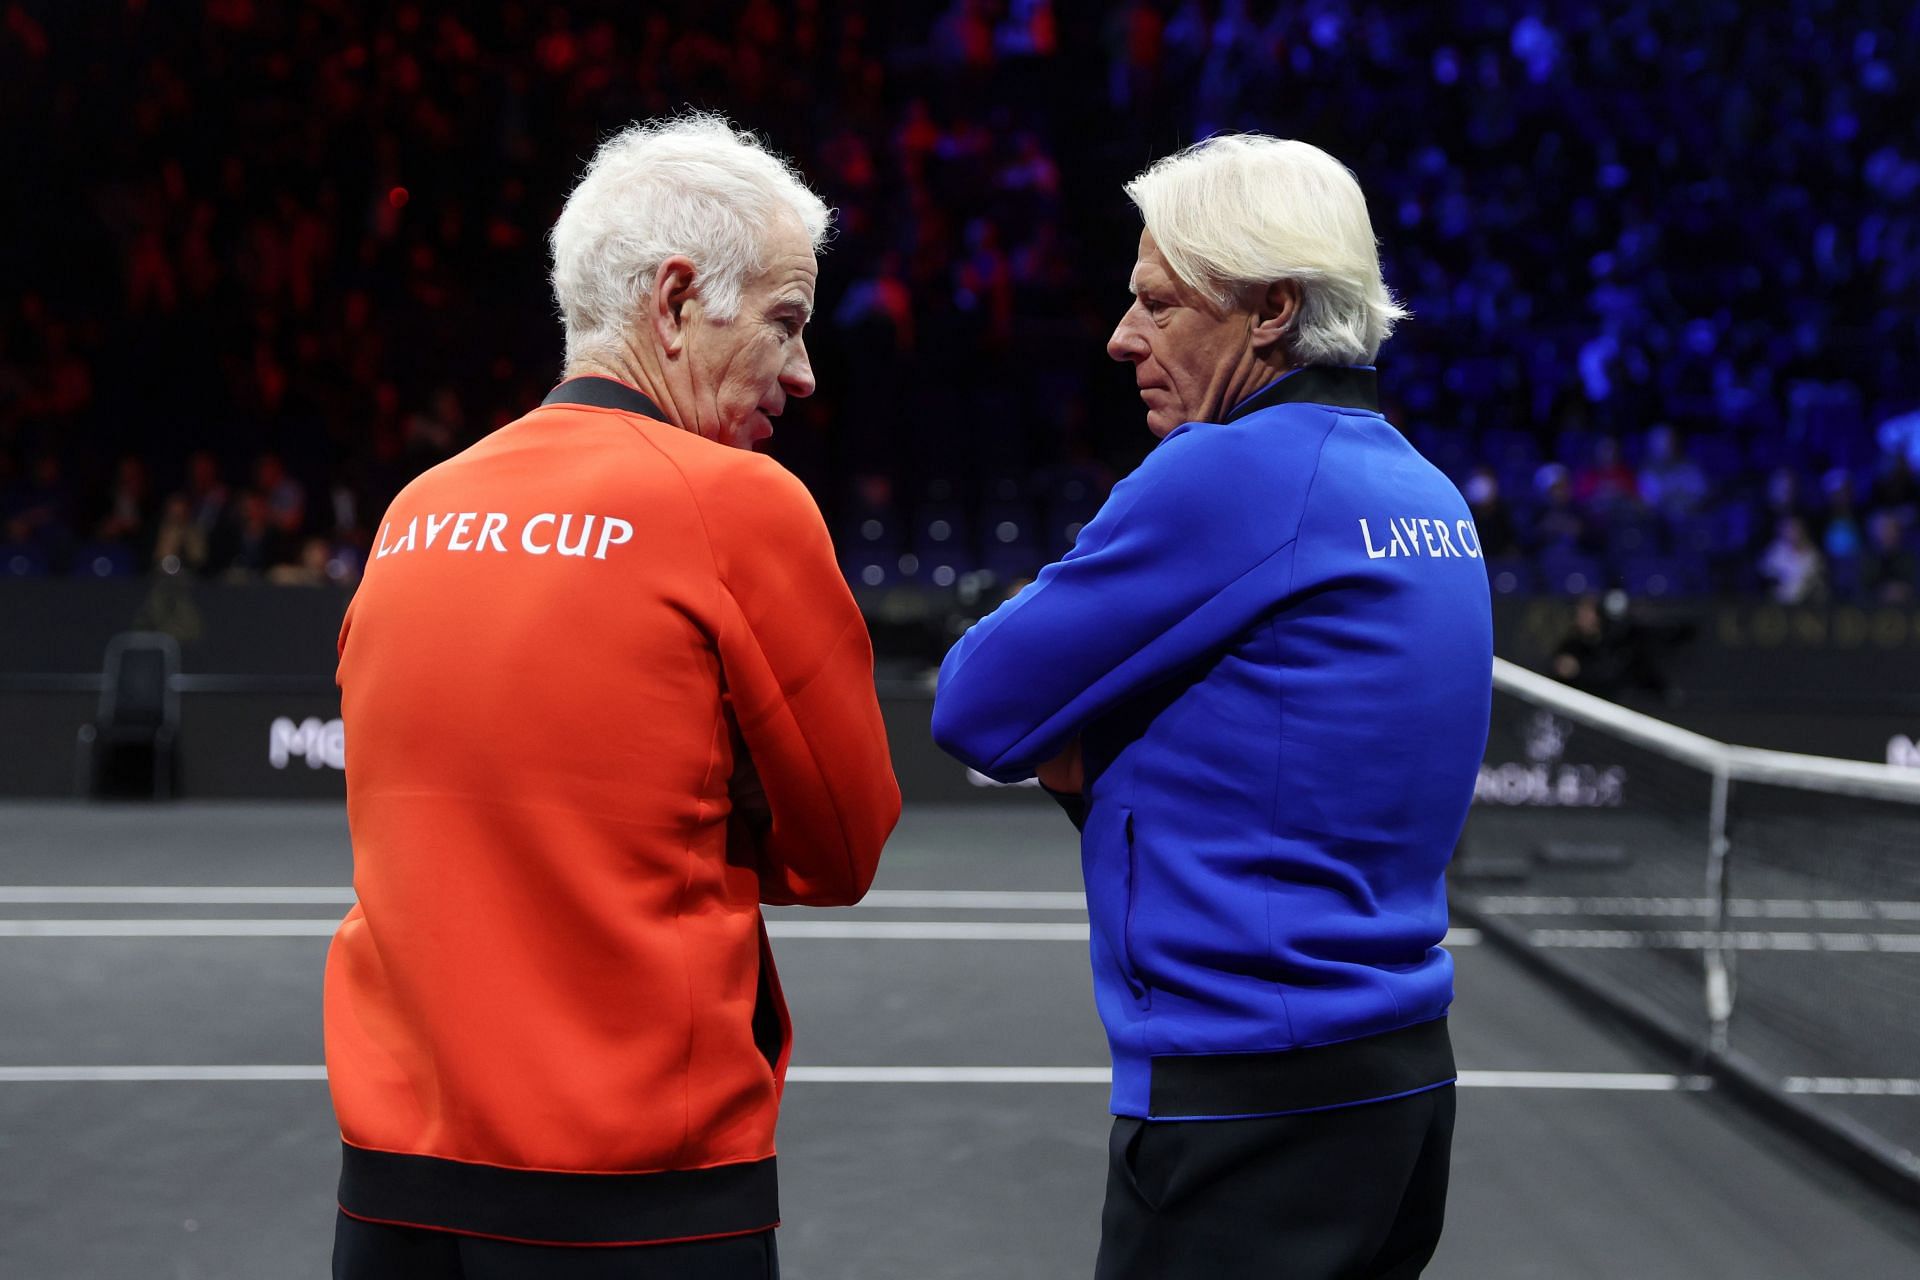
top-left (1127, 228), bottom-right (1166, 292)
top-left (752, 212), bottom-right (820, 309)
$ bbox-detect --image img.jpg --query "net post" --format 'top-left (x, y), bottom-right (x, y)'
top-left (1704, 764), bottom-right (1734, 1054)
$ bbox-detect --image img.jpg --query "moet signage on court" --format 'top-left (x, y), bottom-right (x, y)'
top-left (270, 716), bottom-right (345, 771)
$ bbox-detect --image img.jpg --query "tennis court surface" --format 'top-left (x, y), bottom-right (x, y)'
top-left (4, 801), bottom-right (1919, 1279)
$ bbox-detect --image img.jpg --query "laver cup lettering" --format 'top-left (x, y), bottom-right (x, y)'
top-left (371, 512), bottom-right (635, 560)
top-left (326, 114), bottom-right (899, 1280)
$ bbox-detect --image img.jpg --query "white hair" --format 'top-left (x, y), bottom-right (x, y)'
top-left (549, 112), bottom-right (832, 370)
top-left (1123, 135), bottom-right (1408, 365)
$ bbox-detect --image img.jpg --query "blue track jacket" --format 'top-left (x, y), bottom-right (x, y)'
top-left (933, 366), bottom-right (1493, 1120)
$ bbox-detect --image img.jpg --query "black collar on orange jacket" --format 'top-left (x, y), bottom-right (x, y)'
top-left (542, 376), bottom-right (666, 421)
top-left (1222, 365), bottom-right (1379, 424)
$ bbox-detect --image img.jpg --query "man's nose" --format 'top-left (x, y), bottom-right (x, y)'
top-left (782, 340), bottom-right (816, 399)
top-left (1107, 310), bottom-right (1146, 364)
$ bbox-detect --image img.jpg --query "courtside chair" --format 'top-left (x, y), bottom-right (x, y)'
top-left (74, 630), bottom-right (180, 801)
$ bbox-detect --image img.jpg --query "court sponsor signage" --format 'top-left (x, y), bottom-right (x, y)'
top-left (1475, 710), bottom-right (1628, 808)
top-left (1891, 735), bottom-right (1920, 769)
top-left (269, 716), bottom-right (346, 771)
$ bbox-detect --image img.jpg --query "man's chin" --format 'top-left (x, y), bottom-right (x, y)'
top-left (720, 420), bottom-right (773, 451)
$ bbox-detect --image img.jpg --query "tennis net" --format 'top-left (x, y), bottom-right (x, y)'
top-left (1455, 657), bottom-right (1920, 1196)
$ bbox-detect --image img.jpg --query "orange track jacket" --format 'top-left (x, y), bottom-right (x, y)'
top-left (325, 376), bottom-right (900, 1245)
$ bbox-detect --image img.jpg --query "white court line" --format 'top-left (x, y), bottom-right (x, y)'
top-left (0, 919), bottom-right (340, 937)
top-left (856, 890), bottom-right (1087, 911)
top-left (16, 890), bottom-right (1914, 923)
top-left (772, 921), bottom-right (1092, 941)
top-left (0, 886), bottom-right (357, 905)
top-left (0, 1065), bottom-right (1719, 1090)
top-left (0, 919), bottom-right (1093, 941)
top-left (1455, 1070), bottom-right (1709, 1092)
top-left (801, 1069), bottom-right (1707, 1091)
top-left (1528, 928), bottom-right (1920, 953)
top-left (789, 1066), bottom-right (1110, 1084)
top-left (0, 1065), bottom-right (329, 1082)
top-left (0, 918), bottom-right (1483, 947)
top-left (1784, 1077), bottom-right (1920, 1096)
top-left (0, 887), bottom-right (1089, 911)
top-left (1474, 896), bottom-right (1920, 922)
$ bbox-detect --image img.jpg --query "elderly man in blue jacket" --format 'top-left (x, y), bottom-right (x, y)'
top-left (932, 135), bottom-right (1493, 1279)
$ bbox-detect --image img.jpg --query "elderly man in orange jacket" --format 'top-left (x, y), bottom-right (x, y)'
top-left (326, 113), bottom-right (900, 1280)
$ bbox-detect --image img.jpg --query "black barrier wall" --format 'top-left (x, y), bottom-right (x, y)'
top-left (4, 583), bottom-right (1919, 799)
top-left (1, 686), bottom-right (1047, 805)
top-left (0, 579), bottom-right (350, 676)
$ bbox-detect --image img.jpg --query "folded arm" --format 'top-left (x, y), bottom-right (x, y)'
top-left (931, 429), bottom-right (1310, 781)
top-left (708, 461), bottom-right (902, 906)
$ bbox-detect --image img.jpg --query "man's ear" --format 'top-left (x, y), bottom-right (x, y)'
top-left (1251, 279), bottom-right (1301, 355)
top-left (649, 256), bottom-right (699, 357)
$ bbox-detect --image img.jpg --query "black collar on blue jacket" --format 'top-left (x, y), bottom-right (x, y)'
top-left (541, 375), bottom-right (666, 420)
top-left (1222, 365), bottom-right (1379, 424)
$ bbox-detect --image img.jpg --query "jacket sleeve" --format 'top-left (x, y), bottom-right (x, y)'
top-left (931, 425), bottom-right (1323, 781)
top-left (704, 458), bottom-right (901, 906)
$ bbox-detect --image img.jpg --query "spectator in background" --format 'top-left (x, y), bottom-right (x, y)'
top-left (212, 490), bottom-right (291, 579)
top-left (1879, 408), bottom-right (1920, 472)
top-left (1551, 590), bottom-right (1683, 701)
top-left (1759, 516), bottom-right (1826, 604)
top-left (266, 535), bottom-right (333, 586)
top-left (0, 449), bottom-right (21, 530)
top-left (94, 455), bottom-right (152, 552)
top-left (1637, 425), bottom-right (1708, 517)
top-left (6, 453), bottom-right (72, 558)
top-left (23, 322), bottom-right (93, 420)
top-left (1865, 512), bottom-right (1916, 604)
top-left (1818, 472), bottom-right (1864, 567)
top-left (1464, 465), bottom-right (1518, 559)
top-left (1571, 436), bottom-right (1638, 512)
top-left (253, 453), bottom-right (306, 538)
top-left (1763, 466), bottom-right (1807, 528)
top-left (151, 492), bottom-right (209, 576)
top-left (1870, 452), bottom-right (1919, 525)
top-left (184, 450), bottom-right (231, 541)
top-left (834, 250), bottom-right (916, 352)
top-left (9, 0), bottom-right (1920, 603)
top-left (405, 386), bottom-right (465, 472)
top-left (1531, 463), bottom-right (1587, 549)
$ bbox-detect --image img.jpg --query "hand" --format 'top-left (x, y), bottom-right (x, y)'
top-left (1036, 737), bottom-right (1084, 795)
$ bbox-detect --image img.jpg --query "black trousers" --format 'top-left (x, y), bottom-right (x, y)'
top-left (333, 1213), bottom-right (779, 1280)
top-left (1094, 1084), bottom-right (1455, 1280)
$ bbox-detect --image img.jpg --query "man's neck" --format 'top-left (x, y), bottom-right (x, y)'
top-left (1215, 348), bottom-right (1293, 422)
top-left (566, 340), bottom-right (691, 432)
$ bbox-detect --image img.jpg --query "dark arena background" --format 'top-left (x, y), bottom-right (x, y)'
top-left (5, 2), bottom-right (1920, 1277)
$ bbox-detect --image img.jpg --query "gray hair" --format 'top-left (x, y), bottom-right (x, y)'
top-left (549, 112), bottom-right (832, 370)
top-left (1123, 135), bottom-right (1407, 365)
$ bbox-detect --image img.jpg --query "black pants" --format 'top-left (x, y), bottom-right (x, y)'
top-left (333, 1212), bottom-right (779, 1280)
top-left (1095, 1084), bottom-right (1455, 1280)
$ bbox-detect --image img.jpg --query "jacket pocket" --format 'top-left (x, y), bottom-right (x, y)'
top-left (753, 916), bottom-right (792, 1081)
top-left (1121, 810), bottom-right (1149, 1006)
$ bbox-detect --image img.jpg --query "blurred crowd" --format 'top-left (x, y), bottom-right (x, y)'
top-left (1, 0), bottom-right (1916, 602)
